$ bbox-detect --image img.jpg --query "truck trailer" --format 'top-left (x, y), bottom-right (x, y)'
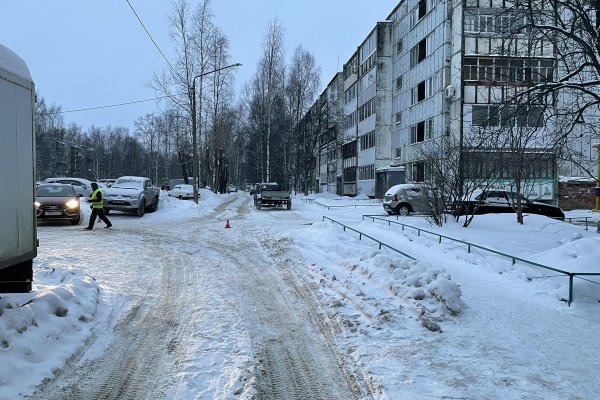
top-left (0, 43), bottom-right (36, 292)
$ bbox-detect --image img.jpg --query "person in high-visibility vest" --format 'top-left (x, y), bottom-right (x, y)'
top-left (84, 182), bottom-right (112, 230)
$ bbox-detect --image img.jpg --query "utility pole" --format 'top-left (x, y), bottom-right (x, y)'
top-left (191, 63), bottom-right (242, 203)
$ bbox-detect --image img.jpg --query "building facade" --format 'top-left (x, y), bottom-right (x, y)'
top-left (312, 0), bottom-right (597, 202)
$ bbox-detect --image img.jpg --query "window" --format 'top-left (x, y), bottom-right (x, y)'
top-left (359, 99), bottom-right (375, 122)
top-left (410, 38), bottom-right (427, 67)
top-left (395, 112), bottom-right (402, 125)
top-left (412, 162), bottom-right (426, 182)
top-left (410, 118), bottom-right (434, 143)
top-left (411, 78), bottom-right (433, 105)
top-left (463, 57), bottom-right (554, 84)
top-left (360, 130), bottom-right (375, 150)
top-left (396, 76), bottom-right (403, 90)
top-left (472, 105), bottom-right (544, 128)
top-left (396, 39), bottom-right (403, 54)
top-left (418, 0), bottom-right (427, 20)
top-left (359, 164), bottom-right (375, 180)
top-left (395, 147), bottom-right (402, 158)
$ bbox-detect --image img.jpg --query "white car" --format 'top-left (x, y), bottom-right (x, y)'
top-left (169, 184), bottom-right (194, 199)
top-left (44, 177), bottom-right (94, 198)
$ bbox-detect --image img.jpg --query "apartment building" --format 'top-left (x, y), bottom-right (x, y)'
top-left (317, 72), bottom-right (344, 195)
top-left (314, 0), bottom-right (597, 202)
top-left (337, 22), bottom-right (394, 197)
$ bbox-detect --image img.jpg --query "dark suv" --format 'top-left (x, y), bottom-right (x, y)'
top-left (35, 183), bottom-right (82, 225)
top-left (453, 190), bottom-right (565, 220)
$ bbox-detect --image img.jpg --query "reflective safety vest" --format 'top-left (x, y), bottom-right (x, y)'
top-left (90, 188), bottom-right (104, 209)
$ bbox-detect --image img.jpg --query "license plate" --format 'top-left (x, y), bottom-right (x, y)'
top-left (45, 211), bottom-right (62, 216)
top-left (112, 200), bottom-right (127, 205)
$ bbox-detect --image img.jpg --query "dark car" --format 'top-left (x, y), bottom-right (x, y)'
top-left (453, 190), bottom-right (565, 220)
top-left (35, 183), bottom-right (82, 225)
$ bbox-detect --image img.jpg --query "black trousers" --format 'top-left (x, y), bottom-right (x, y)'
top-left (88, 207), bottom-right (111, 229)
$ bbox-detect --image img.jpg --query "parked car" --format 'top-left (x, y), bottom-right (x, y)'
top-left (452, 190), bottom-right (565, 220)
top-left (227, 185), bottom-right (238, 193)
top-left (169, 184), bottom-right (194, 199)
top-left (97, 178), bottom-right (116, 187)
top-left (35, 183), bottom-right (82, 225)
top-left (383, 184), bottom-right (432, 216)
top-left (104, 176), bottom-right (160, 217)
top-left (44, 177), bottom-right (94, 198)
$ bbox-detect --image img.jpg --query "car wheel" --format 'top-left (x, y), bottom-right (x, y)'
top-left (70, 214), bottom-right (81, 225)
top-left (287, 201), bottom-right (291, 210)
top-left (147, 197), bottom-right (158, 212)
top-left (136, 200), bottom-right (146, 217)
top-left (178, 195), bottom-right (182, 200)
top-left (397, 205), bottom-right (410, 216)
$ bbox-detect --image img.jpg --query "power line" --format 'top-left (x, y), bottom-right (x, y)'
top-left (40, 95), bottom-right (174, 115)
top-left (124, 0), bottom-right (177, 76)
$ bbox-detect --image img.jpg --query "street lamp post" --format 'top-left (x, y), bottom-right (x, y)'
top-left (191, 62), bottom-right (242, 203)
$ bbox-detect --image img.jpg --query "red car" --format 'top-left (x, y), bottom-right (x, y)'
top-left (35, 183), bottom-right (82, 225)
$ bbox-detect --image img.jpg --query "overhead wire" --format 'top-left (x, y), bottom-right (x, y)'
top-left (40, 95), bottom-right (176, 115)
top-left (124, 0), bottom-right (177, 75)
top-left (123, 0), bottom-right (188, 111)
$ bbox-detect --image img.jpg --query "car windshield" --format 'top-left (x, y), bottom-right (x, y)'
top-left (261, 184), bottom-right (280, 191)
top-left (37, 186), bottom-right (75, 197)
top-left (112, 179), bottom-right (143, 190)
top-left (505, 192), bottom-right (529, 202)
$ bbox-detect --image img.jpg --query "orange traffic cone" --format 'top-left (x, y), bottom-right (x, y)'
top-left (225, 219), bottom-right (231, 229)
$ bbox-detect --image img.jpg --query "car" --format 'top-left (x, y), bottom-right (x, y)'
top-left (97, 178), bottom-right (116, 187)
top-left (35, 183), bottom-right (82, 225)
top-left (104, 176), bottom-right (160, 217)
top-left (168, 184), bottom-right (194, 199)
top-left (44, 177), bottom-right (94, 198)
top-left (227, 185), bottom-right (238, 193)
top-left (452, 190), bottom-right (565, 220)
top-left (383, 184), bottom-right (432, 216)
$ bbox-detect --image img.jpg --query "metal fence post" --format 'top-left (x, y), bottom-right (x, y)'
top-left (568, 274), bottom-right (574, 306)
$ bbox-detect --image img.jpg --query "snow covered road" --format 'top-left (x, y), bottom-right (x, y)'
top-left (29, 193), bottom-right (368, 399)
top-left (2, 189), bottom-right (599, 399)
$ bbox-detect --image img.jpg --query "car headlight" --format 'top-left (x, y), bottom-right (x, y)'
top-left (34, 201), bottom-right (41, 208)
top-left (65, 199), bottom-right (79, 209)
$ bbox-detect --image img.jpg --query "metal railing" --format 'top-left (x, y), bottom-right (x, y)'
top-left (321, 216), bottom-right (415, 260)
top-left (351, 214), bottom-right (599, 306)
top-left (303, 198), bottom-right (380, 210)
top-left (564, 216), bottom-right (597, 231)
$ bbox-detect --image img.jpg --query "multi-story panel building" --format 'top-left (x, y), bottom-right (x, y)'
top-left (389, 0), bottom-right (448, 185)
top-left (317, 73), bottom-right (344, 195)
top-left (340, 23), bottom-right (394, 198)
top-left (309, 0), bottom-right (596, 203)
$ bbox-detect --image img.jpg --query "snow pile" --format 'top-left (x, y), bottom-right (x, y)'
top-left (0, 268), bottom-right (101, 395)
top-left (296, 221), bottom-right (462, 333)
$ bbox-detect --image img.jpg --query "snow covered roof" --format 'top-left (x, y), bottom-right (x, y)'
top-left (0, 43), bottom-right (32, 82)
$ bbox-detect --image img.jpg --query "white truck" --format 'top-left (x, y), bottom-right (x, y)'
top-left (103, 176), bottom-right (160, 217)
top-left (0, 44), bottom-right (36, 292)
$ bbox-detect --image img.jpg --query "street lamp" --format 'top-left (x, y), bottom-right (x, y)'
top-left (191, 62), bottom-right (242, 203)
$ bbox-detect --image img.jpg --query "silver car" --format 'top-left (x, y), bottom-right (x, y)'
top-left (44, 177), bottom-right (94, 198)
top-left (382, 184), bottom-right (431, 216)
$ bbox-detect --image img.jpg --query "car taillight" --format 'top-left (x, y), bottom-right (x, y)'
top-left (392, 194), bottom-right (398, 201)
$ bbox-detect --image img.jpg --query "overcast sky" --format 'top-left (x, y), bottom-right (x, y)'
top-left (0, 0), bottom-right (398, 132)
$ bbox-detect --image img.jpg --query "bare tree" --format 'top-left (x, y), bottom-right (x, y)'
top-left (286, 45), bottom-right (320, 193)
top-left (257, 19), bottom-right (286, 182)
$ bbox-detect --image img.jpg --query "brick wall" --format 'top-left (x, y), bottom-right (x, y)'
top-left (558, 181), bottom-right (598, 210)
